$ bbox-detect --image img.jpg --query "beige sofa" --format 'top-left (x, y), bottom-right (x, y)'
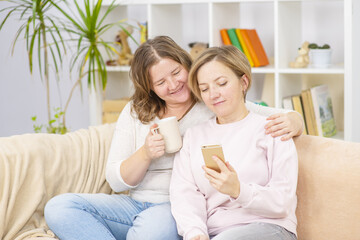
top-left (1, 123), bottom-right (360, 240)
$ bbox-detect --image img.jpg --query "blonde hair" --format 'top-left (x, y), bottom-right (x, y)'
top-left (188, 45), bottom-right (252, 101)
top-left (130, 36), bottom-right (193, 124)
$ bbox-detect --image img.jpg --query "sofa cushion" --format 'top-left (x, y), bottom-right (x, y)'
top-left (294, 134), bottom-right (360, 240)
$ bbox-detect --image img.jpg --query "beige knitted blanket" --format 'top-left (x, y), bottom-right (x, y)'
top-left (0, 123), bottom-right (115, 240)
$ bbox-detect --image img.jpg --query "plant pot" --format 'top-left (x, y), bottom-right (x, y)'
top-left (309, 49), bottom-right (332, 68)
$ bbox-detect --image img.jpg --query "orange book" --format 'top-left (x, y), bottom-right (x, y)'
top-left (220, 29), bottom-right (231, 46)
top-left (244, 29), bottom-right (269, 67)
top-left (235, 29), bottom-right (254, 67)
top-left (239, 29), bottom-right (259, 67)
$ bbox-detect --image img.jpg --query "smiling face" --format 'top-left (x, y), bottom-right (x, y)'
top-left (197, 60), bottom-right (248, 123)
top-left (149, 58), bottom-right (192, 106)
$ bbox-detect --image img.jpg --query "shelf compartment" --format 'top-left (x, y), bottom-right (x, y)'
top-left (149, 3), bottom-right (209, 51)
top-left (212, 1), bottom-right (274, 61)
top-left (278, 1), bottom-right (344, 68)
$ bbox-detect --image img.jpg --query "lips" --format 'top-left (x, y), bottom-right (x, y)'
top-left (170, 84), bottom-right (184, 94)
top-left (213, 100), bottom-right (225, 106)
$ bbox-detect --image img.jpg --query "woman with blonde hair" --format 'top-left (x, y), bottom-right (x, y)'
top-left (45, 37), bottom-right (301, 240)
top-left (170, 45), bottom-right (298, 240)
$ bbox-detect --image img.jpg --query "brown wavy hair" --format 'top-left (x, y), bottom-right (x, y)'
top-left (130, 36), bottom-right (193, 124)
top-left (188, 45), bottom-right (252, 101)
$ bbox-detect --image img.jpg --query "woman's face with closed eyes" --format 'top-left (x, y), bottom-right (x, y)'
top-left (149, 58), bottom-right (191, 106)
top-left (197, 60), bottom-right (248, 123)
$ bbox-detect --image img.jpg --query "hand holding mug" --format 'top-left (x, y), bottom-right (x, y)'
top-left (151, 116), bottom-right (182, 153)
top-left (144, 124), bottom-right (166, 160)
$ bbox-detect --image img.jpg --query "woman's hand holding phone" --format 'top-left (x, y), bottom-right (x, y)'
top-left (202, 156), bottom-right (240, 199)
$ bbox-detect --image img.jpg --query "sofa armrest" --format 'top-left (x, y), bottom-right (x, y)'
top-left (0, 123), bottom-right (115, 240)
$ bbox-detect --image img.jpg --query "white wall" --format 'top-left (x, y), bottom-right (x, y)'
top-left (0, 2), bottom-right (89, 137)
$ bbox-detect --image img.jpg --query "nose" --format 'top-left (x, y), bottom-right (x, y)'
top-left (168, 77), bottom-right (178, 90)
top-left (209, 86), bottom-right (220, 99)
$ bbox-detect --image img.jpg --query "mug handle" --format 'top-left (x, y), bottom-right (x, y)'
top-left (151, 127), bottom-right (159, 135)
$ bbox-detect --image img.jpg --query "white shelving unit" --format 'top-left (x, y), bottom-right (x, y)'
top-left (90, 0), bottom-right (360, 142)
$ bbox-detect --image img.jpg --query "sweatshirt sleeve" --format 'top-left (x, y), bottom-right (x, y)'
top-left (170, 130), bottom-right (209, 240)
top-left (246, 100), bottom-right (292, 116)
top-left (231, 136), bottom-right (298, 218)
top-left (106, 102), bottom-right (139, 192)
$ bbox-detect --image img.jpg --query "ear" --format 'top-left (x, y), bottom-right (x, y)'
top-left (241, 74), bottom-right (250, 91)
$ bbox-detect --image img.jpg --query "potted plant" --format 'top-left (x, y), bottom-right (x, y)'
top-left (1, 0), bottom-right (67, 133)
top-left (0, 0), bottom-right (136, 134)
top-left (308, 43), bottom-right (332, 68)
top-left (50, 0), bottom-right (137, 130)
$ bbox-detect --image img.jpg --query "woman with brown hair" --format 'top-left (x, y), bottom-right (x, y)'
top-left (45, 36), bottom-right (303, 240)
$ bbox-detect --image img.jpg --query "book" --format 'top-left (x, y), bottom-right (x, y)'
top-left (220, 29), bottom-right (232, 46)
top-left (291, 95), bottom-right (308, 135)
top-left (243, 29), bottom-right (269, 67)
top-left (310, 85), bottom-right (337, 137)
top-left (239, 29), bottom-right (259, 67)
top-left (282, 96), bottom-right (294, 110)
top-left (235, 28), bottom-right (254, 67)
top-left (226, 28), bottom-right (243, 52)
top-left (301, 89), bottom-right (317, 136)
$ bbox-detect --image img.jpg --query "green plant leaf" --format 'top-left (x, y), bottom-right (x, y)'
top-left (0, 7), bottom-right (18, 31)
top-left (28, 25), bottom-right (39, 74)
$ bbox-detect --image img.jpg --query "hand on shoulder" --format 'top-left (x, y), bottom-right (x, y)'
top-left (265, 112), bottom-right (304, 141)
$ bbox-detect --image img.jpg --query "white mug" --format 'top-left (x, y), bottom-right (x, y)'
top-left (152, 116), bottom-right (182, 153)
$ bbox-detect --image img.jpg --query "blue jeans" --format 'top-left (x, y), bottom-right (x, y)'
top-left (44, 193), bottom-right (181, 240)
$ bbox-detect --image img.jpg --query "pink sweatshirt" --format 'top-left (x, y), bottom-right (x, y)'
top-left (169, 112), bottom-right (298, 240)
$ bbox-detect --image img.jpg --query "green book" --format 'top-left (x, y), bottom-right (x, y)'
top-left (227, 28), bottom-right (243, 52)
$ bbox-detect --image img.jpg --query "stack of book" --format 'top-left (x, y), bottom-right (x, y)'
top-left (282, 84), bottom-right (337, 137)
top-left (220, 28), bottom-right (269, 67)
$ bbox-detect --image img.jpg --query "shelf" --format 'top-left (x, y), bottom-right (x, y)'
top-left (103, 0), bottom-right (148, 6)
top-left (278, 65), bottom-right (345, 74)
top-left (106, 66), bottom-right (131, 72)
top-left (252, 65), bottom-right (275, 74)
top-left (330, 131), bottom-right (344, 141)
top-left (91, 0), bottom-right (360, 142)
top-left (106, 65), bottom-right (278, 74)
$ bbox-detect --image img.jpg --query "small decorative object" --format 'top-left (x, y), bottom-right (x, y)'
top-left (289, 41), bottom-right (310, 68)
top-left (138, 22), bottom-right (148, 44)
top-left (188, 42), bottom-right (209, 60)
top-left (115, 26), bottom-right (134, 66)
top-left (308, 43), bottom-right (332, 68)
top-left (106, 59), bottom-right (118, 66)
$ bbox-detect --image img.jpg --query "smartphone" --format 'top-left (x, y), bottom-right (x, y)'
top-left (201, 144), bottom-right (225, 172)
